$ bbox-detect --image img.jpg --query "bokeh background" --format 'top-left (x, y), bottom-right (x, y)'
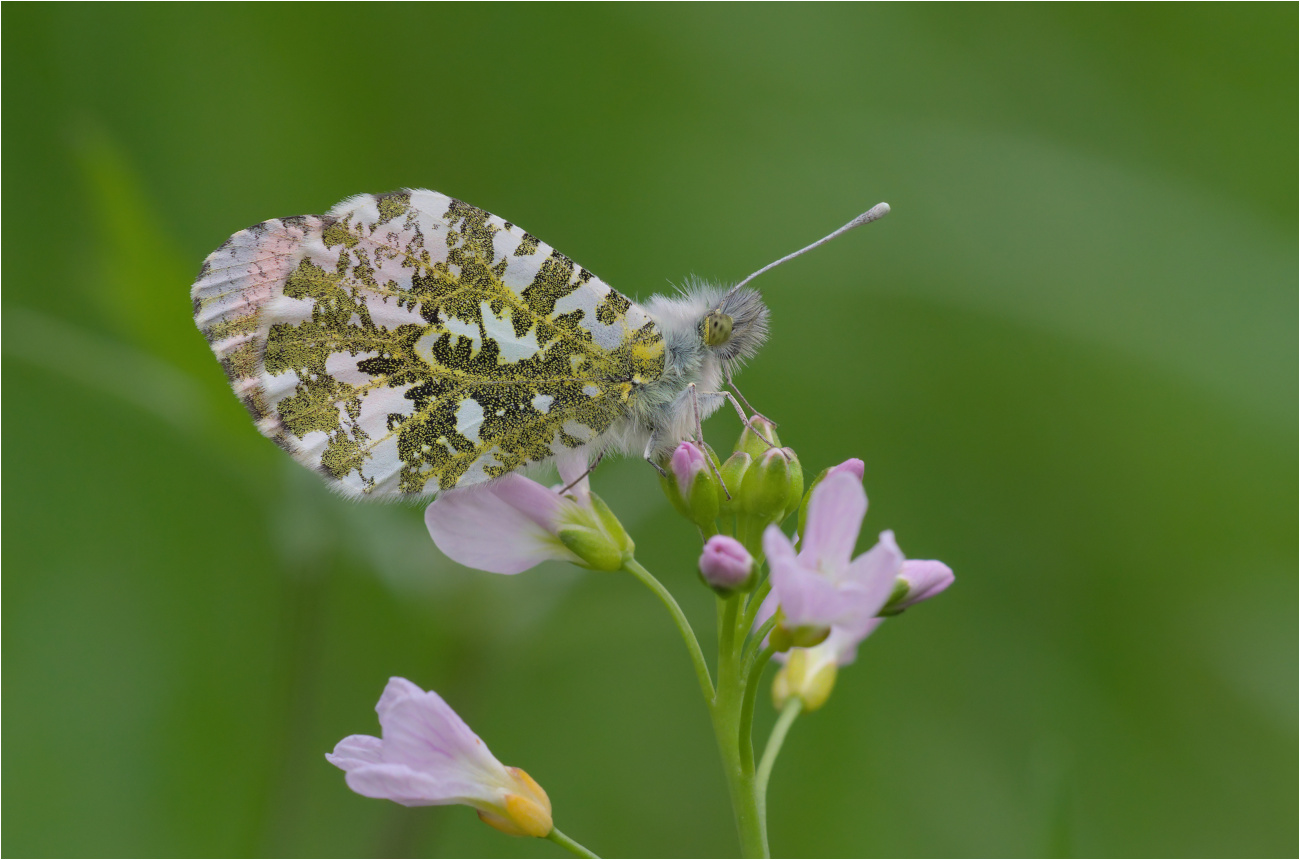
top-left (4, 5), bottom-right (1295, 857)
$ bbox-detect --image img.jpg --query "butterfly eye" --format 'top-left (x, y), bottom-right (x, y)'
top-left (702, 311), bottom-right (734, 347)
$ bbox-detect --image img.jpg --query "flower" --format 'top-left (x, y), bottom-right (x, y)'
top-left (425, 458), bottom-right (632, 574)
top-left (327, 677), bottom-right (553, 838)
top-left (764, 472), bottom-right (900, 638)
top-left (698, 535), bottom-right (755, 593)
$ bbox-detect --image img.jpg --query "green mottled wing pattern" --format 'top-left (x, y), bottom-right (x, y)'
top-left (192, 189), bottom-right (665, 497)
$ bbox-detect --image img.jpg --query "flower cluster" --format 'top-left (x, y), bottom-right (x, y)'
top-left (332, 417), bottom-right (953, 853)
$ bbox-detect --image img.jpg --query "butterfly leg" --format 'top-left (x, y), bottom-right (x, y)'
top-left (643, 429), bottom-right (670, 478)
top-left (688, 383), bottom-right (733, 500)
top-left (724, 369), bottom-right (778, 433)
top-left (559, 451), bottom-right (605, 495)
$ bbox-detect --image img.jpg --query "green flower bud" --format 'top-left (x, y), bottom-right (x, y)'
top-left (734, 416), bottom-right (782, 458)
top-left (717, 451), bottom-right (753, 516)
top-left (739, 446), bottom-right (796, 524)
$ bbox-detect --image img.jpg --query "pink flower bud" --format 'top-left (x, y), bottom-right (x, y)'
top-left (698, 535), bottom-right (754, 592)
top-left (825, 457), bottom-right (865, 482)
top-left (891, 560), bottom-right (955, 610)
top-left (670, 441), bottom-right (708, 497)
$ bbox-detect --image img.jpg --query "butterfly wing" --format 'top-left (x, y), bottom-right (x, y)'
top-left (192, 189), bottom-right (665, 498)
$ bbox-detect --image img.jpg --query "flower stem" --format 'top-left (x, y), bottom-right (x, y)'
top-left (737, 644), bottom-right (777, 768)
top-left (756, 696), bottom-right (804, 820)
top-left (623, 559), bottom-right (714, 701)
top-left (547, 827), bottom-right (600, 859)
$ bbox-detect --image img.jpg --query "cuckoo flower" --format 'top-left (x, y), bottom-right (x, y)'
top-left (425, 458), bottom-right (632, 574)
top-left (764, 472), bottom-right (900, 637)
top-left (326, 678), bottom-right (553, 838)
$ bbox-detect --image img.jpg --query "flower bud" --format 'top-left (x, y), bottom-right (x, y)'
top-left (772, 647), bottom-right (838, 712)
top-left (476, 767), bottom-right (554, 838)
top-left (799, 457), bottom-right (864, 537)
top-left (660, 441), bottom-right (721, 528)
top-left (717, 451), bottom-right (752, 516)
top-left (739, 446), bottom-right (798, 525)
top-left (734, 416), bottom-right (782, 458)
top-left (698, 535), bottom-right (755, 594)
top-left (879, 559), bottom-right (955, 616)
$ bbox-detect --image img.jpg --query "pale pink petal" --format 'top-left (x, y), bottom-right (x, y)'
top-left (842, 530), bottom-right (905, 617)
top-left (799, 472), bottom-right (867, 575)
top-left (326, 734), bottom-right (383, 770)
top-left (376, 676), bottom-right (425, 720)
top-left (378, 689), bottom-right (508, 785)
top-left (343, 763), bottom-right (488, 808)
top-left (554, 450), bottom-right (592, 495)
top-left (824, 617), bottom-right (885, 666)
top-left (770, 561), bottom-right (853, 628)
top-left (424, 475), bottom-right (575, 574)
top-left (762, 523), bottom-right (798, 572)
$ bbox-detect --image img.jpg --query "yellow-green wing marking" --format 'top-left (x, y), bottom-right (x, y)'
top-left (192, 189), bottom-right (666, 497)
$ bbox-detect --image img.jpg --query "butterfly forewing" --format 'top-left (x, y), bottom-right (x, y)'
top-left (193, 189), bottom-right (665, 497)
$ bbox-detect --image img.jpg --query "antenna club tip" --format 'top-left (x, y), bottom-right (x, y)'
top-left (851, 202), bottom-right (889, 227)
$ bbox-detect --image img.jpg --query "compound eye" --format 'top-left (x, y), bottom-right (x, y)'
top-left (702, 311), bottom-right (734, 347)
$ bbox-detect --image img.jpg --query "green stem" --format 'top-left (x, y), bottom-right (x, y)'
top-left (546, 827), bottom-right (600, 859)
top-left (737, 645), bottom-right (777, 776)
top-left (740, 578), bottom-right (773, 635)
top-left (710, 639), bottom-right (768, 858)
top-left (623, 559), bottom-right (714, 701)
top-left (756, 697), bottom-right (804, 819)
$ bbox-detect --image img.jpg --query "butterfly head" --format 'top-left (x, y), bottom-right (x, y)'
top-left (701, 287), bottom-right (768, 364)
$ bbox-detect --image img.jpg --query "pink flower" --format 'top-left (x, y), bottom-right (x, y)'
top-left (764, 472), bottom-right (900, 632)
top-left (698, 535), bottom-right (755, 592)
top-left (327, 678), bottom-right (553, 838)
top-left (425, 459), bottom-right (632, 574)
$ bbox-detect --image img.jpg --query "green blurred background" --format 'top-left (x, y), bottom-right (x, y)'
top-left (4, 5), bottom-right (1295, 857)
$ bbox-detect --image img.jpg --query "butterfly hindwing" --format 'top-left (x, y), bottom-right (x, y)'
top-left (193, 189), bottom-right (666, 497)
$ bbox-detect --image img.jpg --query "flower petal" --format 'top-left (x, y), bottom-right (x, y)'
top-left (376, 676), bottom-right (425, 720)
top-left (326, 734), bottom-right (383, 770)
top-left (343, 762), bottom-right (494, 808)
top-left (799, 472), bottom-right (867, 576)
top-left (378, 684), bottom-right (511, 788)
top-left (425, 475), bottom-right (577, 575)
top-left (823, 617), bottom-right (885, 666)
top-left (844, 529), bottom-right (905, 617)
top-left (554, 450), bottom-right (592, 496)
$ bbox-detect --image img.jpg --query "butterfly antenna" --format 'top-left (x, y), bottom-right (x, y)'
top-left (722, 202), bottom-right (891, 303)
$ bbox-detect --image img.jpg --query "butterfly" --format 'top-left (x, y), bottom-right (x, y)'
top-left (191, 189), bottom-right (888, 498)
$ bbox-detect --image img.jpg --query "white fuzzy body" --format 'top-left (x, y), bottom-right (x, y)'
top-left (559, 280), bottom-right (769, 473)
